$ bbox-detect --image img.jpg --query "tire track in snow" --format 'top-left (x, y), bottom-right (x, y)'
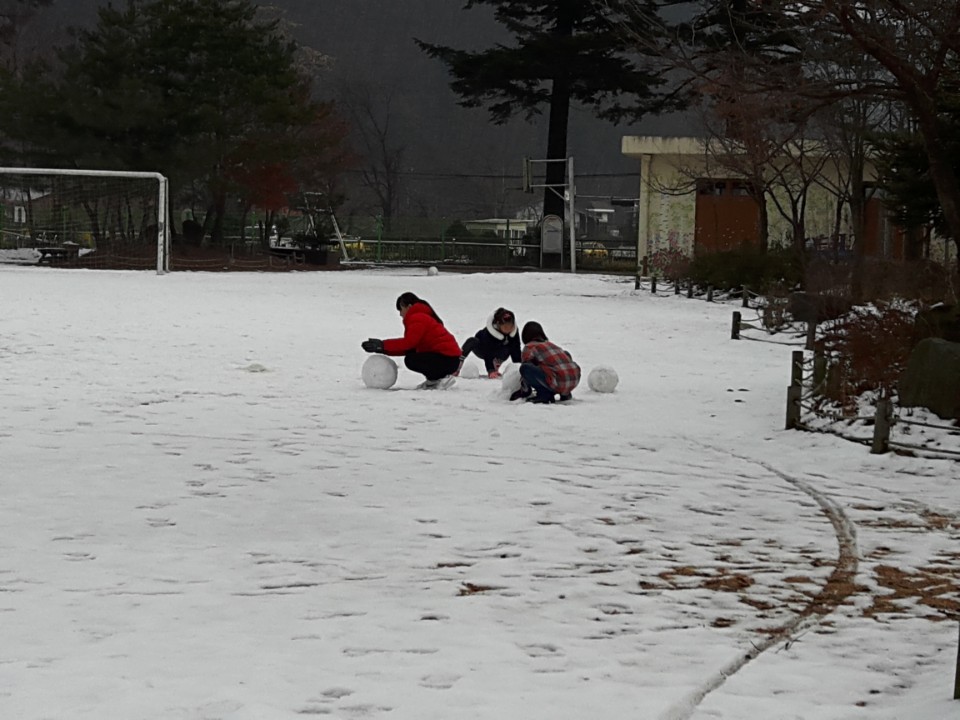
top-left (657, 447), bottom-right (860, 720)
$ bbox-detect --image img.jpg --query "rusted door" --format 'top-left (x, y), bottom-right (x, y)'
top-left (695, 179), bottom-right (761, 253)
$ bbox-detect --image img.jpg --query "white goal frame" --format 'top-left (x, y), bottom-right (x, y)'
top-left (0, 167), bottom-right (171, 274)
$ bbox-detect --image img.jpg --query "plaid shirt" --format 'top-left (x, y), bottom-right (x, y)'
top-left (521, 340), bottom-right (581, 395)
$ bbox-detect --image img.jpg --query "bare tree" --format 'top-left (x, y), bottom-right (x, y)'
top-left (805, 0), bottom-right (960, 270)
top-left (337, 80), bottom-right (406, 229)
top-left (0, 0), bottom-right (51, 69)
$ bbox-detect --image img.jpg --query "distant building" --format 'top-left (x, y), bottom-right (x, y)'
top-left (620, 135), bottom-right (915, 262)
top-left (463, 218), bottom-right (535, 240)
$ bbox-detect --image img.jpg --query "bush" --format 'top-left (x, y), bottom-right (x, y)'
top-left (648, 247), bottom-right (691, 279)
top-left (816, 303), bottom-right (916, 406)
top-left (687, 247), bottom-right (803, 291)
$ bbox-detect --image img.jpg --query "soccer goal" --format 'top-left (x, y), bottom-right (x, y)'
top-left (0, 167), bottom-right (170, 274)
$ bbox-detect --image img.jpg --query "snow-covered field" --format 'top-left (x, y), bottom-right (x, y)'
top-left (1, 265), bottom-right (957, 720)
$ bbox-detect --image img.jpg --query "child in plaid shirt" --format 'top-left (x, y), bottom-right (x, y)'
top-left (510, 321), bottom-right (580, 403)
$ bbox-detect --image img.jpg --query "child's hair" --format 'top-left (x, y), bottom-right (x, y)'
top-left (493, 307), bottom-right (515, 326)
top-left (396, 292), bottom-right (443, 324)
top-left (521, 321), bottom-right (547, 344)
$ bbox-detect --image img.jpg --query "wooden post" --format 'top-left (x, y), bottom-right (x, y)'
top-left (954, 621), bottom-right (959, 699)
top-left (785, 350), bottom-right (804, 430)
top-left (790, 350), bottom-right (803, 387)
top-left (650, 277), bottom-right (657, 294)
top-left (806, 320), bottom-right (817, 351)
top-left (634, 274), bottom-right (640, 291)
top-left (732, 311), bottom-right (741, 340)
top-left (707, 285), bottom-right (714, 302)
top-left (813, 351), bottom-right (827, 391)
top-left (641, 254), bottom-right (649, 277)
top-left (871, 398), bottom-right (891, 454)
top-left (742, 285), bottom-right (750, 308)
top-left (674, 277), bottom-right (680, 295)
top-left (687, 281), bottom-right (693, 299)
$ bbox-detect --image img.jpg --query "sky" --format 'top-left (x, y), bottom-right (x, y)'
top-left (0, 263), bottom-right (958, 719)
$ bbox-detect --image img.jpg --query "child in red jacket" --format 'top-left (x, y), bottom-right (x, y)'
top-left (510, 321), bottom-right (580, 403)
top-left (362, 292), bottom-right (461, 389)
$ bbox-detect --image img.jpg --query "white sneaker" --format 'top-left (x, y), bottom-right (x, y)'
top-left (436, 375), bottom-right (456, 390)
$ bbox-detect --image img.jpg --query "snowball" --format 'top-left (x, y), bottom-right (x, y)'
top-left (361, 354), bottom-right (398, 389)
top-left (427, 266), bottom-right (439, 276)
top-left (459, 360), bottom-right (480, 379)
top-left (587, 365), bottom-right (619, 393)
top-left (500, 365), bottom-right (523, 398)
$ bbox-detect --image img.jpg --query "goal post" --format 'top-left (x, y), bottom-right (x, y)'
top-left (0, 167), bottom-right (170, 274)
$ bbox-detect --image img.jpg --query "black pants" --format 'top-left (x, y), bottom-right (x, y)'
top-left (461, 336), bottom-right (507, 373)
top-left (405, 352), bottom-right (460, 381)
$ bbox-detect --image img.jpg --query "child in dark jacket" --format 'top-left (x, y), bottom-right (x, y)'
top-left (510, 321), bottom-right (580, 403)
top-left (459, 307), bottom-right (521, 379)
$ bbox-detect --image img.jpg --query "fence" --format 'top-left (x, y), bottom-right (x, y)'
top-left (629, 271), bottom-right (959, 460)
top-left (783, 349), bottom-right (960, 460)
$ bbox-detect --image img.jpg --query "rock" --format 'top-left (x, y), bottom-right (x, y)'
top-left (898, 338), bottom-right (960, 419)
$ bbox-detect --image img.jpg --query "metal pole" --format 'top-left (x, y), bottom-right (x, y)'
top-left (567, 156), bottom-right (576, 273)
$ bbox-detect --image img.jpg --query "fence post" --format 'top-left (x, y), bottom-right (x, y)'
top-left (641, 254), bottom-right (649, 277)
top-left (806, 320), bottom-right (817, 351)
top-left (651, 276), bottom-right (657, 295)
top-left (731, 311), bottom-right (741, 340)
top-left (813, 351), bottom-right (827, 391)
top-left (635, 274), bottom-right (641, 291)
top-left (675, 277), bottom-right (681, 295)
top-left (687, 281), bottom-right (693, 299)
top-left (954, 621), bottom-right (959, 699)
top-left (707, 285), bottom-right (714, 302)
top-left (742, 285), bottom-right (750, 308)
top-left (871, 398), bottom-right (891, 454)
top-left (785, 350), bottom-right (803, 430)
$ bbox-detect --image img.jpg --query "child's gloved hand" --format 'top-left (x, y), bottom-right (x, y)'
top-left (488, 370), bottom-right (501, 379)
top-left (361, 338), bottom-right (384, 353)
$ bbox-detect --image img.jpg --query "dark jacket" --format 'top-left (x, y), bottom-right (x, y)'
top-left (465, 314), bottom-right (522, 372)
top-left (382, 302), bottom-right (461, 357)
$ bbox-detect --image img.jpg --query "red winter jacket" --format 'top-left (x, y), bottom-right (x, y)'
top-left (382, 302), bottom-right (461, 357)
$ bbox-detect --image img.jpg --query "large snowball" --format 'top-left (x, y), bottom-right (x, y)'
top-left (361, 354), bottom-right (398, 389)
top-left (427, 266), bottom-right (439, 276)
top-left (500, 365), bottom-right (523, 398)
top-left (459, 360), bottom-right (480, 379)
top-left (587, 365), bottom-right (619, 393)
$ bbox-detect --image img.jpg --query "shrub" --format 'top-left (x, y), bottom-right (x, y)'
top-left (687, 247), bottom-right (803, 291)
top-left (816, 303), bottom-right (916, 407)
top-left (648, 247), bottom-right (691, 279)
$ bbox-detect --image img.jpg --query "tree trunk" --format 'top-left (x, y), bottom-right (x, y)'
top-left (916, 112), bottom-right (960, 273)
top-left (849, 156), bottom-right (867, 303)
top-left (756, 190), bottom-right (769, 253)
top-left (541, 3), bottom-right (574, 269)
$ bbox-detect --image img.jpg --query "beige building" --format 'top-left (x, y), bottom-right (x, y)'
top-left (619, 135), bottom-right (916, 264)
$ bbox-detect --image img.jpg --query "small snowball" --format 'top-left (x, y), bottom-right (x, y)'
top-left (459, 360), bottom-right (480, 379)
top-left (587, 365), bottom-right (619, 393)
top-left (361, 354), bottom-right (398, 389)
top-left (427, 266), bottom-right (439, 276)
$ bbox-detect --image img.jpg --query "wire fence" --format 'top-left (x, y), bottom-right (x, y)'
top-left (628, 273), bottom-right (959, 460)
top-left (783, 348), bottom-right (960, 460)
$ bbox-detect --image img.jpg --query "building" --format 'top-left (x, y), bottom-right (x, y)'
top-left (620, 135), bottom-right (916, 263)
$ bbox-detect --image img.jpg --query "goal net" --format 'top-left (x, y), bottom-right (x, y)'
top-left (0, 168), bottom-right (170, 273)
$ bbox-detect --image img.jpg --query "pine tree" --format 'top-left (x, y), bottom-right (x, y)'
top-left (0, 0), bottom-right (348, 243)
top-left (417, 0), bottom-right (682, 263)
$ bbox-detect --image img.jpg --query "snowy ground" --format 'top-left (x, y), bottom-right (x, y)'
top-left (1, 265), bottom-right (957, 720)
